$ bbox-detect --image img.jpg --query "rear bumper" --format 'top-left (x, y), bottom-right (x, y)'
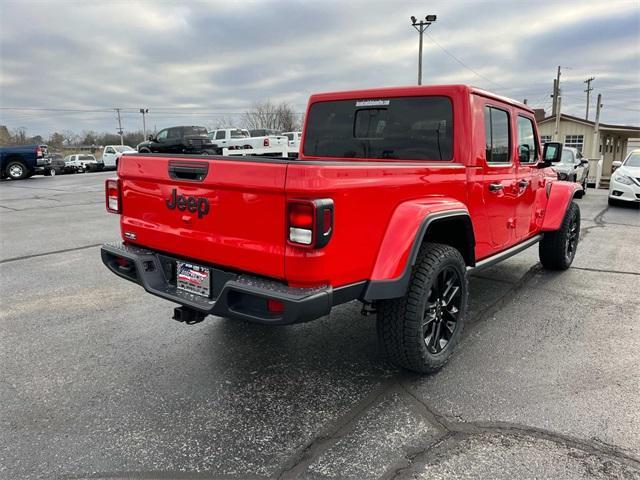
top-left (101, 242), bottom-right (364, 325)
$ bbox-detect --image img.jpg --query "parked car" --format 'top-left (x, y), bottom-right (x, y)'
top-left (283, 131), bottom-right (302, 157)
top-left (609, 149), bottom-right (640, 206)
top-left (137, 126), bottom-right (216, 154)
top-left (552, 147), bottom-right (589, 197)
top-left (208, 128), bottom-right (289, 154)
top-left (101, 84), bottom-right (581, 375)
top-left (102, 145), bottom-right (136, 169)
top-left (64, 154), bottom-right (102, 173)
top-left (46, 153), bottom-right (71, 175)
top-left (0, 144), bottom-right (51, 180)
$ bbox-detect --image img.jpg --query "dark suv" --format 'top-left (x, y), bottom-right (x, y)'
top-left (137, 126), bottom-right (216, 154)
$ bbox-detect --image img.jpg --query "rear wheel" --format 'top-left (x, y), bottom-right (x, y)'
top-left (44, 168), bottom-right (56, 176)
top-left (6, 161), bottom-right (28, 180)
top-left (539, 201), bottom-right (580, 270)
top-left (377, 243), bottom-right (468, 374)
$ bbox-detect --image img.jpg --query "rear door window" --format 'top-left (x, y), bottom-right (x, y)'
top-left (484, 106), bottom-right (511, 164)
top-left (303, 96), bottom-right (453, 160)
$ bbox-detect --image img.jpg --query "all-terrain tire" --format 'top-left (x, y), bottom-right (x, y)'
top-left (377, 243), bottom-right (469, 374)
top-left (539, 201), bottom-right (580, 270)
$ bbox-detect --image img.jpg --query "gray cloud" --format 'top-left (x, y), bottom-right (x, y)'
top-left (0, 0), bottom-right (638, 137)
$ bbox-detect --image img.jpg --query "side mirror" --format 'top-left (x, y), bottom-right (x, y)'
top-left (148, 134), bottom-right (155, 141)
top-left (580, 159), bottom-right (589, 165)
top-left (612, 160), bottom-right (622, 172)
top-left (542, 142), bottom-right (562, 164)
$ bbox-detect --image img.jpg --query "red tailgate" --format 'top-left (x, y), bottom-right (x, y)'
top-left (119, 155), bottom-right (287, 279)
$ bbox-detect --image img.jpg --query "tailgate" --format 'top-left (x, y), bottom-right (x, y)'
top-left (119, 155), bottom-right (288, 279)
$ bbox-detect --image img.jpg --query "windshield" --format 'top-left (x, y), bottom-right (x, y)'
top-left (303, 96), bottom-right (453, 160)
top-left (115, 146), bottom-right (135, 152)
top-left (560, 150), bottom-right (575, 163)
top-left (230, 129), bottom-right (249, 138)
top-left (624, 152), bottom-right (640, 167)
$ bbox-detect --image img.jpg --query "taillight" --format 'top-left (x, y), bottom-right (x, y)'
top-left (105, 178), bottom-right (121, 213)
top-left (263, 138), bottom-right (270, 147)
top-left (287, 199), bottom-right (333, 248)
top-left (36, 146), bottom-right (43, 158)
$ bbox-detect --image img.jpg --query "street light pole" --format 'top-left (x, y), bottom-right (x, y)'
top-left (410, 15), bottom-right (437, 85)
top-left (140, 108), bottom-right (148, 140)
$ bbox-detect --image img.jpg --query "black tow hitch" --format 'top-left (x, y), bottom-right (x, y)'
top-left (172, 307), bottom-right (206, 325)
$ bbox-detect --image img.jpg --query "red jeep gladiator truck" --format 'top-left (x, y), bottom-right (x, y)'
top-left (101, 85), bottom-right (580, 373)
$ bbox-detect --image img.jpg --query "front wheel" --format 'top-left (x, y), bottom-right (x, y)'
top-left (377, 243), bottom-right (468, 374)
top-left (539, 201), bottom-right (580, 270)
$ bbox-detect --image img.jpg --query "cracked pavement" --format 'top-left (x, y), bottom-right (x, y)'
top-left (1, 173), bottom-right (639, 479)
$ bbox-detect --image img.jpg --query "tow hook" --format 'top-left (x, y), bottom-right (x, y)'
top-left (172, 307), bottom-right (206, 325)
top-left (361, 302), bottom-right (378, 316)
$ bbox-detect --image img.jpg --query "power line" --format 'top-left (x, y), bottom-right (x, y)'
top-left (424, 32), bottom-right (508, 91)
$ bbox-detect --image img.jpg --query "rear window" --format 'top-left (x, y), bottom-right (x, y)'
top-left (184, 126), bottom-right (208, 135)
top-left (79, 155), bottom-right (95, 161)
top-left (230, 129), bottom-right (249, 138)
top-left (303, 96), bottom-right (453, 160)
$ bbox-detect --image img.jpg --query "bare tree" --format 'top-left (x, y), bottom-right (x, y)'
top-left (242, 101), bottom-right (301, 132)
top-left (61, 129), bottom-right (79, 147)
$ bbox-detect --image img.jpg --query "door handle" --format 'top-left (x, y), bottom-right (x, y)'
top-left (488, 183), bottom-right (504, 192)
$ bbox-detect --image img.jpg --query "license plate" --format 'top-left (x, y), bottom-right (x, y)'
top-left (176, 262), bottom-right (210, 297)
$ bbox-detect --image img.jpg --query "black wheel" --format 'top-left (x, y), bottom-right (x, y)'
top-left (377, 243), bottom-right (468, 374)
top-left (575, 181), bottom-right (584, 198)
top-left (539, 201), bottom-right (580, 270)
top-left (608, 197), bottom-right (617, 206)
top-left (44, 168), bottom-right (56, 177)
top-left (581, 179), bottom-right (587, 195)
top-left (6, 161), bottom-right (28, 180)
top-left (139, 147), bottom-right (151, 153)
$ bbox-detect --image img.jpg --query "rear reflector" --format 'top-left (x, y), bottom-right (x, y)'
top-left (267, 299), bottom-right (285, 314)
top-left (105, 178), bottom-right (121, 213)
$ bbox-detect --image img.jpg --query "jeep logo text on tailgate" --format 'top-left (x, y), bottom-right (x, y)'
top-left (166, 188), bottom-right (210, 218)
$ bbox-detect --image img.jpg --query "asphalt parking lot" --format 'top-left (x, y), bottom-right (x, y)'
top-left (1, 172), bottom-right (639, 479)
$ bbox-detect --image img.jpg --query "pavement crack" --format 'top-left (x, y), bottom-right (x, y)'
top-left (448, 421), bottom-right (640, 468)
top-left (0, 243), bottom-right (103, 264)
top-left (275, 376), bottom-right (397, 480)
top-left (570, 266), bottom-right (640, 276)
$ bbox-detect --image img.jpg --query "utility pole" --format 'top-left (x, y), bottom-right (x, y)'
top-left (551, 66), bottom-right (562, 116)
top-left (591, 93), bottom-right (603, 158)
top-left (584, 77), bottom-right (595, 120)
top-left (115, 108), bottom-right (124, 146)
top-left (140, 108), bottom-right (149, 140)
top-left (554, 95), bottom-right (562, 141)
top-left (410, 15), bottom-right (437, 85)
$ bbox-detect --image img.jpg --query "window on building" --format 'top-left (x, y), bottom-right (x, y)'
top-left (540, 135), bottom-right (552, 144)
top-left (484, 106), bottom-right (511, 164)
top-left (564, 134), bottom-right (584, 153)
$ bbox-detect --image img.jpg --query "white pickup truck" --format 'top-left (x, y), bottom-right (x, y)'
top-left (64, 154), bottom-right (103, 173)
top-left (283, 131), bottom-right (302, 157)
top-left (207, 128), bottom-right (289, 155)
top-left (101, 145), bottom-right (136, 169)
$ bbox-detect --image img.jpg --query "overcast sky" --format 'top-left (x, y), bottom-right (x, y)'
top-left (1, 0), bottom-right (639, 137)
